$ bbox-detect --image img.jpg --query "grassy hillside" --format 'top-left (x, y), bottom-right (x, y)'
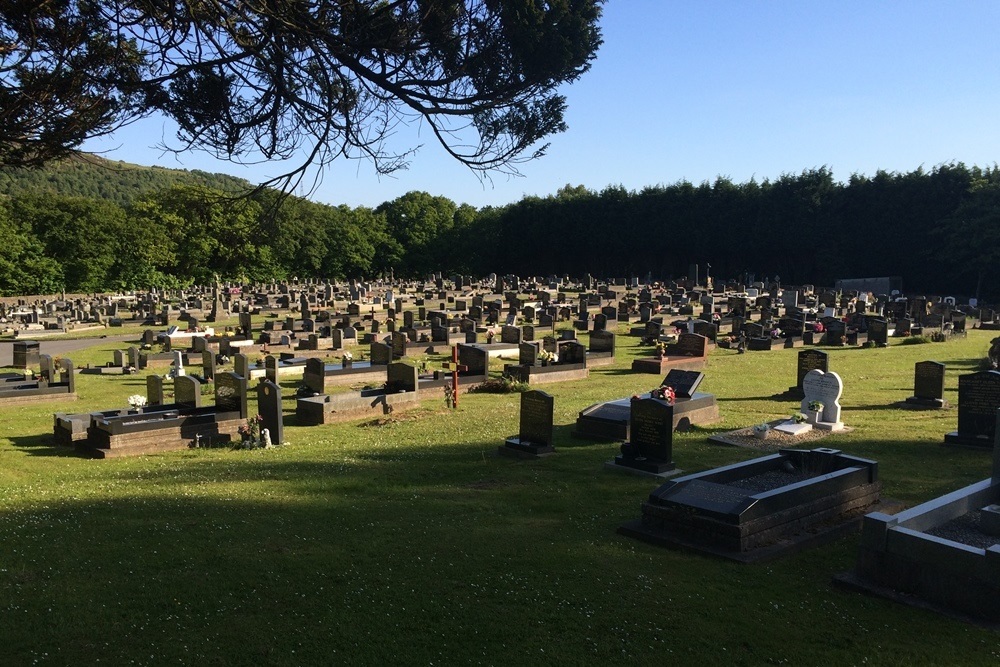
top-left (0, 153), bottom-right (254, 205)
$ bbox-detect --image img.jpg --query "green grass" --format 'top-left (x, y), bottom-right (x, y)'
top-left (2, 329), bottom-right (1000, 665)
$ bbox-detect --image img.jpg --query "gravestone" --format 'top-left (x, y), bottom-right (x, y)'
top-left (788, 349), bottom-right (829, 398)
top-left (146, 375), bottom-right (164, 406)
top-left (944, 371), bottom-right (1000, 447)
top-left (391, 332), bottom-right (408, 358)
top-left (386, 361), bottom-right (418, 393)
top-left (800, 369), bottom-right (844, 430)
top-left (905, 361), bottom-right (946, 408)
top-left (673, 333), bottom-right (708, 357)
top-left (499, 390), bottom-right (555, 458)
top-left (614, 398), bottom-right (676, 474)
top-left (370, 340), bottom-right (393, 365)
top-left (174, 375), bottom-right (202, 409)
top-left (233, 353), bottom-right (250, 379)
top-left (662, 370), bottom-right (704, 399)
top-left (501, 325), bottom-right (522, 345)
top-left (519, 341), bottom-right (539, 366)
top-left (202, 350), bottom-right (216, 381)
top-left (214, 372), bottom-right (249, 418)
top-left (825, 320), bottom-right (847, 345)
top-left (257, 380), bottom-right (284, 446)
top-left (867, 318), bottom-right (888, 347)
top-left (172, 350), bottom-right (186, 377)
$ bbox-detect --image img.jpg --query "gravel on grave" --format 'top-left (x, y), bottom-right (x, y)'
top-left (925, 510), bottom-right (1000, 550)
top-left (728, 469), bottom-right (816, 494)
top-left (711, 422), bottom-right (833, 451)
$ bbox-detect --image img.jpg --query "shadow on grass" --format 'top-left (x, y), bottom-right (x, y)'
top-left (8, 433), bottom-right (76, 457)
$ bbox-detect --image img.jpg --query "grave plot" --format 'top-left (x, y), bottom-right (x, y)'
top-left (575, 369), bottom-right (718, 440)
top-left (836, 443), bottom-right (1000, 623)
top-left (606, 396), bottom-right (681, 477)
top-left (0, 354), bottom-right (76, 406)
top-left (300, 355), bottom-right (387, 393)
top-left (498, 390), bottom-right (555, 459)
top-left (619, 448), bottom-right (886, 563)
top-left (296, 361), bottom-right (421, 425)
top-left (502, 340), bottom-right (589, 385)
top-left (631, 332), bottom-right (708, 374)
top-left (416, 344), bottom-right (489, 396)
top-left (67, 372), bottom-right (249, 458)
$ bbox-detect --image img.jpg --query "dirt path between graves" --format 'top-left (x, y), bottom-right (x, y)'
top-left (0, 335), bottom-right (136, 366)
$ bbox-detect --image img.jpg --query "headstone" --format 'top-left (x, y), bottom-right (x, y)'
top-left (172, 350), bottom-right (186, 377)
top-left (257, 380), bottom-right (284, 446)
top-left (945, 371), bottom-right (1000, 447)
top-left (146, 374), bottom-right (164, 406)
top-left (386, 361), bottom-right (418, 393)
top-left (790, 349), bottom-right (828, 398)
top-left (906, 361), bottom-right (946, 408)
top-left (614, 398), bottom-right (676, 474)
top-left (212, 369), bottom-right (249, 418)
top-left (370, 340), bottom-right (393, 365)
top-left (800, 369), bottom-right (844, 430)
top-left (500, 390), bottom-right (555, 457)
top-left (867, 318), bottom-right (888, 346)
top-left (174, 375), bottom-right (202, 409)
top-left (201, 350), bottom-right (216, 381)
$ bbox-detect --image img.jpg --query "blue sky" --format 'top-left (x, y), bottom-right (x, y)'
top-left (82, 1), bottom-right (1000, 208)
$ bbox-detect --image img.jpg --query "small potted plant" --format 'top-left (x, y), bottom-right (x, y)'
top-left (342, 351), bottom-right (353, 368)
top-left (791, 412), bottom-right (808, 424)
top-left (752, 423), bottom-right (771, 440)
top-left (806, 400), bottom-right (824, 424)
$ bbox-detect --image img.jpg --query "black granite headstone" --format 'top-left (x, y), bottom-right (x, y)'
top-left (662, 369), bottom-right (704, 399)
top-left (257, 379), bottom-right (284, 445)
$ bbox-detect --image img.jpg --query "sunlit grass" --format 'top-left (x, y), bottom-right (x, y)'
top-left (1, 326), bottom-right (998, 664)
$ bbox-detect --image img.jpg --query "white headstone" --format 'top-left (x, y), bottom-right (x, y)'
top-left (970, 298), bottom-right (979, 308)
top-left (944, 296), bottom-right (956, 306)
top-left (801, 369), bottom-right (844, 431)
top-left (746, 288), bottom-right (759, 298)
top-left (172, 350), bottom-right (186, 377)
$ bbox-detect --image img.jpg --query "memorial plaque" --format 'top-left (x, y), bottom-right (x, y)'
top-left (201, 350), bottom-right (216, 381)
top-left (955, 371), bottom-right (1000, 441)
top-left (913, 361), bottom-right (946, 401)
top-left (662, 369), bottom-right (704, 399)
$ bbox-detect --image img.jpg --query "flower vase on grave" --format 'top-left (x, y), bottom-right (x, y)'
top-left (342, 360), bottom-right (352, 369)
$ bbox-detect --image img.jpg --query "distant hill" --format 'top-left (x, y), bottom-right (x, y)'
top-left (0, 153), bottom-right (255, 206)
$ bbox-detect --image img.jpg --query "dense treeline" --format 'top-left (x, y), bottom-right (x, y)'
top-left (0, 159), bottom-right (998, 299)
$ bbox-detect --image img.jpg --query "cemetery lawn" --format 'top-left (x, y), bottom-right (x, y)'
top-left (2, 330), bottom-right (1000, 665)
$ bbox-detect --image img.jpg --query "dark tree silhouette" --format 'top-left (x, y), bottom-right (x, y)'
top-left (1, 0), bottom-right (604, 189)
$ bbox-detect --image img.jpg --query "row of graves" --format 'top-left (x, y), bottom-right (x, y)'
top-left (0, 347), bottom-right (76, 406)
top-left (53, 371), bottom-right (285, 458)
top-left (17, 275), bottom-right (1000, 624)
